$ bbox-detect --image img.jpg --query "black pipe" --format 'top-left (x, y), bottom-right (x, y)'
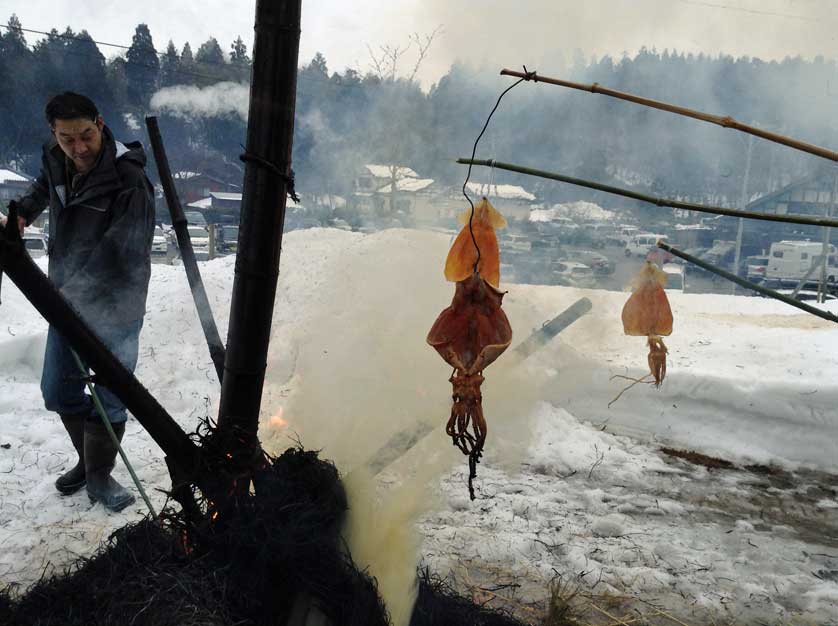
top-left (0, 206), bottom-right (202, 479)
top-left (657, 241), bottom-right (838, 325)
top-left (217, 0), bottom-right (302, 439)
top-left (145, 116), bottom-right (226, 383)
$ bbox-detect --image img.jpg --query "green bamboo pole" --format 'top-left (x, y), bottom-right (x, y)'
top-left (500, 68), bottom-right (838, 163)
top-left (657, 241), bottom-right (838, 325)
top-left (456, 157), bottom-right (838, 229)
top-left (70, 349), bottom-right (158, 518)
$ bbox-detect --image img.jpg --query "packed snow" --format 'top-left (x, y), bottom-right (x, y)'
top-left (0, 228), bottom-right (836, 624)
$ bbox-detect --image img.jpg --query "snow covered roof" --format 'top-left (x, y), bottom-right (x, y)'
top-left (364, 164), bottom-right (418, 179)
top-left (189, 192), bottom-right (301, 209)
top-left (0, 168), bottom-right (31, 183)
top-left (376, 178), bottom-right (434, 193)
top-left (465, 182), bottom-right (535, 201)
top-left (187, 197), bottom-right (212, 209)
top-left (209, 192), bottom-right (243, 201)
top-left (173, 171), bottom-right (202, 180)
top-left (674, 223), bottom-right (713, 231)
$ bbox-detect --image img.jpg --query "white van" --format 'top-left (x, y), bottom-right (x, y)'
top-left (765, 240), bottom-right (838, 284)
top-left (625, 233), bottom-right (667, 257)
top-left (662, 263), bottom-right (685, 292)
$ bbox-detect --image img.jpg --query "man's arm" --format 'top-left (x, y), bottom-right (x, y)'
top-left (15, 171), bottom-right (50, 228)
top-left (59, 180), bottom-right (155, 310)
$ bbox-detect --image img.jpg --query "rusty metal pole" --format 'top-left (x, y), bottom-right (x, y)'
top-left (217, 0), bottom-right (301, 443)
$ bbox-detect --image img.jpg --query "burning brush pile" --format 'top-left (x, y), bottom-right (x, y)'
top-left (0, 421), bottom-right (530, 626)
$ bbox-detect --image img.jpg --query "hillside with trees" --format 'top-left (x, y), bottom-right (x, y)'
top-left (1, 14), bottom-right (837, 209)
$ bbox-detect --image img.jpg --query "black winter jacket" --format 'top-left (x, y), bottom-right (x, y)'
top-left (16, 126), bottom-right (155, 325)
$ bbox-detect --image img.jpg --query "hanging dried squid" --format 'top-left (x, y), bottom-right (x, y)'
top-left (611, 261), bottom-right (673, 405)
top-left (427, 198), bottom-right (512, 499)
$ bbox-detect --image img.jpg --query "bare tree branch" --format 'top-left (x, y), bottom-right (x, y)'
top-left (407, 26), bottom-right (442, 83)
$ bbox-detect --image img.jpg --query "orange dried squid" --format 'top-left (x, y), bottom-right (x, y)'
top-left (428, 197), bottom-right (512, 499)
top-left (619, 261), bottom-right (673, 389)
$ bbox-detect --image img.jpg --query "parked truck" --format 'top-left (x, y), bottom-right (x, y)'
top-left (764, 240), bottom-right (838, 286)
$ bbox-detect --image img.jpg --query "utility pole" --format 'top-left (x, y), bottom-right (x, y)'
top-left (732, 135), bottom-right (754, 294)
top-left (818, 168), bottom-right (838, 303)
top-left (217, 0), bottom-right (302, 444)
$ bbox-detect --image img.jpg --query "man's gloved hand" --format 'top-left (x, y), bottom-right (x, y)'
top-left (4, 201), bottom-right (25, 237)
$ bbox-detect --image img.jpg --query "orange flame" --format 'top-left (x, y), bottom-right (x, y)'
top-left (269, 406), bottom-right (289, 429)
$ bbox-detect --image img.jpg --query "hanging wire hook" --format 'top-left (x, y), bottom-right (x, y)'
top-left (461, 67), bottom-right (532, 273)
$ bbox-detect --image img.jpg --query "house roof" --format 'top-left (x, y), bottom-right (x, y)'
top-left (364, 164), bottom-right (418, 179)
top-left (0, 168), bottom-right (32, 184)
top-left (377, 178), bottom-right (434, 193)
top-left (188, 193), bottom-right (302, 210)
top-left (466, 182), bottom-right (535, 201)
top-left (745, 169), bottom-right (827, 210)
top-left (210, 192), bottom-right (243, 201)
top-left (187, 197), bottom-right (212, 209)
top-left (173, 171), bottom-right (202, 180)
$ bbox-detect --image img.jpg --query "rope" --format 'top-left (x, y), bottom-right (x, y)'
top-left (461, 65), bottom-right (535, 273)
top-left (70, 349), bottom-right (158, 518)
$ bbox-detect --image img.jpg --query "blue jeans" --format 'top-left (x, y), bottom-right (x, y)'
top-left (41, 320), bottom-right (143, 423)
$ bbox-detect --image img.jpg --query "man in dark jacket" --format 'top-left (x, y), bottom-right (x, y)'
top-left (5, 92), bottom-right (155, 512)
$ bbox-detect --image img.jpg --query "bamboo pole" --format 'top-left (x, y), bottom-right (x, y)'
top-left (500, 69), bottom-right (838, 163)
top-left (657, 241), bottom-right (838, 325)
top-left (146, 116), bottom-right (226, 383)
top-left (217, 0), bottom-right (302, 441)
top-left (456, 158), bottom-right (838, 229)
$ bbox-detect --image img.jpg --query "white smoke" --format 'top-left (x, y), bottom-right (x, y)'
top-left (150, 82), bottom-right (250, 121)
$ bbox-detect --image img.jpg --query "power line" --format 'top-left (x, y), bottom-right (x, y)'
top-left (668, 0), bottom-right (819, 22)
top-left (0, 22), bottom-right (370, 94)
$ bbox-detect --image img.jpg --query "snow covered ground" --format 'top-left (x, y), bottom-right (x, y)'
top-left (0, 228), bottom-right (836, 624)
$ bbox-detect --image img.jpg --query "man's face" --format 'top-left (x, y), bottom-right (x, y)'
top-left (52, 116), bottom-right (104, 174)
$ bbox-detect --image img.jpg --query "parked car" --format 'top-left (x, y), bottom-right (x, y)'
top-left (745, 255), bottom-right (769, 282)
top-left (187, 226), bottom-right (210, 255)
top-left (662, 263), bottom-right (685, 293)
top-left (152, 226), bottom-right (169, 254)
top-left (565, 249), bottom-right (613, 274)
top-left (625, 233), bottom-right (667, 257)
top-left (552, 260), bottom-right (595, 287)
top-left (23, 232), bottom-right (48, 258)
top-left (217, 225), bottom-right (239, 253)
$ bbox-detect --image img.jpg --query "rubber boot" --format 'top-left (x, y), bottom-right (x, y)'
top-left (55, 412), bottom-right (88, 495)
top-left (84, 420), bottom-right (136, 512)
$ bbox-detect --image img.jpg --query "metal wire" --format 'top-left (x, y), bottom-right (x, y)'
top-left (461, 67), bottom-right (533, 272)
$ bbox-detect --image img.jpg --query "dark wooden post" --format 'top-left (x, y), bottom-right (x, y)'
top-left (146, 116), bottom-right (226, 382)
top-left (217, 0), bottom-right (302, 442)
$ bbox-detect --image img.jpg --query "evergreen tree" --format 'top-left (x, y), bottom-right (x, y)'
top-left (229, 36), bottom-right (249, 66)
top-left (195, 37), bottom-right (225, 84)
top-left (125, 23), bottom-right (159, 106)
top-left (160, 40), bottom-right (180, 87)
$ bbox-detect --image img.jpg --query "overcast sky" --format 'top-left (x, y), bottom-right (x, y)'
top-left (4, 0), bottom-right (837, 88)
